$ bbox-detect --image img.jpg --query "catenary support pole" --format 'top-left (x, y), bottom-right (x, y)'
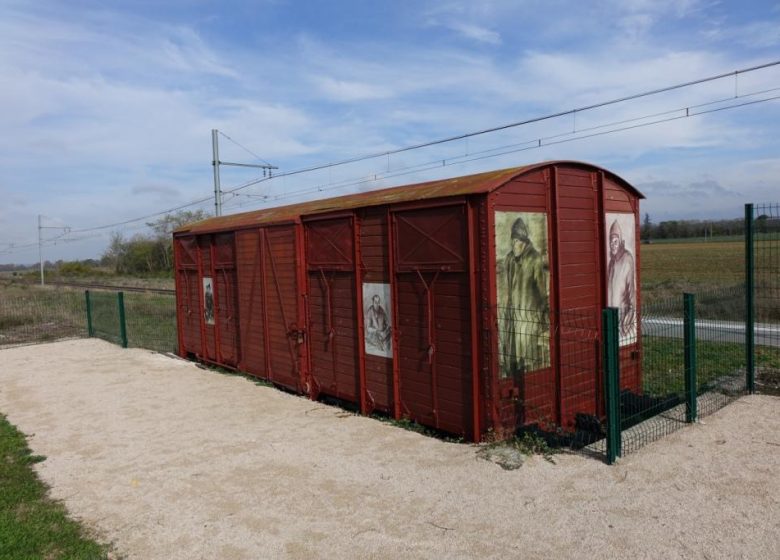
top-left (38, 215), bottom-right (44, 286)
top-left (212, 129), bottom-right (222, 217)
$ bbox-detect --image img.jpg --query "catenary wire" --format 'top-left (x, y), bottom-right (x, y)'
top-left (4, 60), bottom-right (780, 255)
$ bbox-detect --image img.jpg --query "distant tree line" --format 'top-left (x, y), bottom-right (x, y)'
top-left (641, 214), bottom-right (777, 241)
top-left (1, 211), bottom-right (210, 278)
top-left (100, 210), bottom-right (210, 275)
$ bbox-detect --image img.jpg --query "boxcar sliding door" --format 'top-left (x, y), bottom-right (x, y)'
top-left (213, 233), bottom-right (240, 367)
top-left (392, 204), bottom-right (474, 438)
top-left (304, 216), bottom-right (360, 402)
top-left (174, 236), bottom-right (202, 358)
top-left (262, 225), bottom-right (303, 391)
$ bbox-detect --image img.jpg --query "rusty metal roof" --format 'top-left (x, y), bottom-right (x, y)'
top-left (176, 161), bottom-right (642, 235)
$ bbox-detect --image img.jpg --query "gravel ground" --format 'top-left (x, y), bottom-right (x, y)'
top-left (0, 338), bottom-right (778, 560)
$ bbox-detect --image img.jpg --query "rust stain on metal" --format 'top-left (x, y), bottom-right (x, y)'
top-left (177, 161), bottom-right (642, 235)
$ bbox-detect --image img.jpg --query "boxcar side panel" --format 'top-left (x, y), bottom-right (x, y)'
top-left (603, 176), bottom-right (642, 393)
top-left (263, 225), bottom-right (301, 390)
top-left (358, 207), bottom-right (393, 413)
top-left (490, 171), bottom-right (554, 432)
top-left (305, 217), bottom-right (359, 402)
top-left (198, 235), bottom-right (217, 362)
top-left (236, 229), bottom-right (266, 376)
top-left (393, 204), bottom-right (473, 438)
top-left (214, 233), bottom-right (240, 367)
top-left (174, 236), bottom-right (202, 358)
top-left (555, 167), bottom-right (601, 429)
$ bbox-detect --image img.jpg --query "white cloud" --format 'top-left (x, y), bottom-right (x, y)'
top-left (313, 76), bottom-right (393, 102)
top-left (440, 22), bottom-right (501, 45)
top-left (1, 0), bottom-right (779, 263)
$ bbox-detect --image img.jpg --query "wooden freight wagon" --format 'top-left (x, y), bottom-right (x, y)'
top-left (174, 161), bottom-right (643, 441)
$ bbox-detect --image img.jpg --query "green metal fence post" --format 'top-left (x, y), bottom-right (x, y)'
top-left (683, 293), bottom-right (697, 423)
top-left (85, 290), bottom-right (94, 337)
top-left (602, 307), bottom-right (621, 464)
top-left (745, 204), bottom-right (755, 394)
top-left (117, 291), bottom-right (128, 348)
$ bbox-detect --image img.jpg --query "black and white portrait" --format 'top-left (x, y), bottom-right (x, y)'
top-left (605, 213), bottom-right (637, 345)
top-left (495, 211), bottom-right (551, 378)
top-left (362, 283), bottom-right (392, 358)
top-left (203, 277), bottom-right (215, 326)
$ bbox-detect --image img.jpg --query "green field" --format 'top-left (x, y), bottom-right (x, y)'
top-left (640, 240), bottom-right (744, 300)
top-left (640, 239), bottom-right (778, 320)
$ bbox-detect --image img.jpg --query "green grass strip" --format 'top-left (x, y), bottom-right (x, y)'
top-left (0, 414), bottom-right (110, 560)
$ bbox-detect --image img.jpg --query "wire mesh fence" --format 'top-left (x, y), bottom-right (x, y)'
top-left (0, 286), bottom-right (85, 348)
top-left (86, 290), bottom-right (178, 353)
top-left (496, 305), bottom-right (607, 457)
top-left (752, 203), bottom-right (780, 395)
top-left (0, 283), bottom-right (178, 355)
top-left (620, 287), bottom-right (750, 456)
top-left (497, 279), bottom-right (761, 462)
top-left (87, 290), bottom-right (124, 347)
top-left (123, 292), bottom-right (177, 353)
top-left (622, 295), bottom-right (686, 455)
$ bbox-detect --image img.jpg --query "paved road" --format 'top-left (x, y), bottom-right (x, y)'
top-left (642, 317), bottom-right (780, 346)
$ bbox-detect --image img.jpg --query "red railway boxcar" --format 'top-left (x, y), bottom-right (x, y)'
top-left (174, 161), bottom-right (644, 442)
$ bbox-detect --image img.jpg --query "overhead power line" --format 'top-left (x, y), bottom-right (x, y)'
top-left (225, 86), bottom-right (780, 210)
top-left (222, 59), bottom-right (780, 197)
top-left (3, 59), bottom-right (779, 257)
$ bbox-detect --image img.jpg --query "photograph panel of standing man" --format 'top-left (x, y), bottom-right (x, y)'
top-left (362, 283), bottom-right (392, 359)
top-left (605, 214), bottom-right (637, 345)
top-left (495, 211), bottom-right (551, 378)
top-left (203, 277), bottom-right (215, 326)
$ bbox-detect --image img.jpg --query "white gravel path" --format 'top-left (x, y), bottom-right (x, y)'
top-left (0, 338), bottom-right (778, 560)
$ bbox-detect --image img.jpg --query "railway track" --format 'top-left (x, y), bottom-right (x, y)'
top-left (47, 281), bottom-right (175, 295)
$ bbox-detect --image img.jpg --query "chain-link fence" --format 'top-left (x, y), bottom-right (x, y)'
top-left (0, 286), bottom-right (85, 348)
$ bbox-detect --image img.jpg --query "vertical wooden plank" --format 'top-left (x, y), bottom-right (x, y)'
top-left (466, 199), bottom-right (481, 441)
top-left (294, 221), bottom-right (308, 394)
top-left (354, 214), bottom-right (368, 414)
top-left (388, 208), bottom-right (402, 420)
top-left (549, 166), bottom-right (562, 427)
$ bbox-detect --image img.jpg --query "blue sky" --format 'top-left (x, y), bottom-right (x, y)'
top-left (1, 0), bottom-right (779, 264)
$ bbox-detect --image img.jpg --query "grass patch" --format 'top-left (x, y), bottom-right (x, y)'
top-left (642, 337), bottom-right (780, 396)
top-left (0, 414), bottom-right (110, 559)
top-left (0, 284), bottom-right (85, 347)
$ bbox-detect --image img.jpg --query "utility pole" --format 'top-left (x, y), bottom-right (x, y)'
top-left (211, 129), bottom-right (222, 217)
top-left (211, 129), bottom-right (278, 217)
top-left (38, 215), bottom-right (43, 286)
top-left (38, 216), bottom-right (70, 287)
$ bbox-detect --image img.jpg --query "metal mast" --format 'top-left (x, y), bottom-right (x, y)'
top-left (212, 129), bottom-right (222, 217)
top-left (211, 129), bottom-right (278, 217)
top-left (38, 215), bottom-right (43, 286)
